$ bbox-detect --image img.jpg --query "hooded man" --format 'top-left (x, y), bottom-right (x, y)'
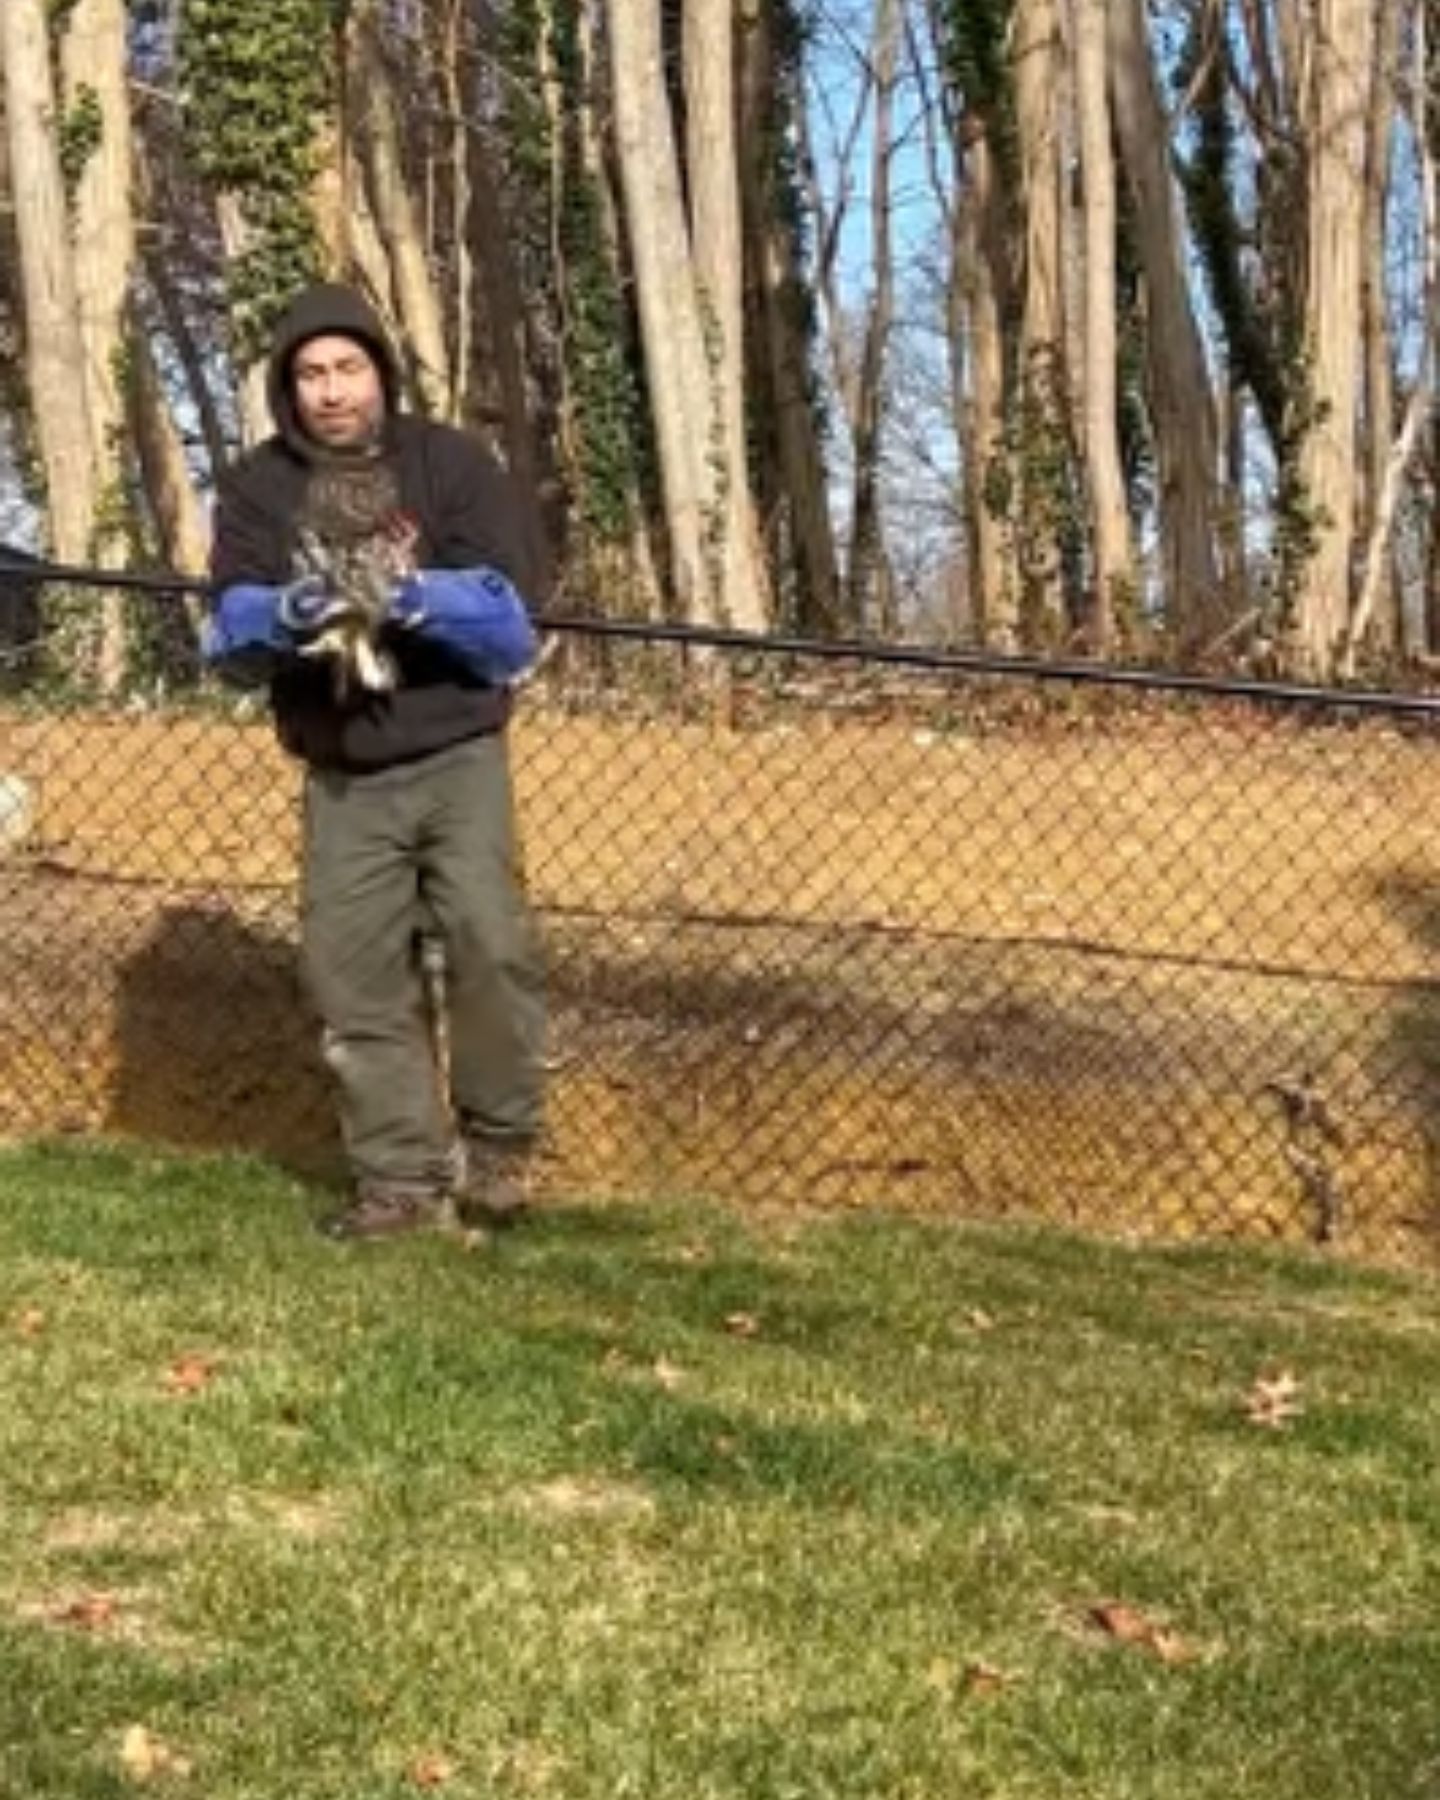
top-left (206, 282), bottom-right (546, 1240)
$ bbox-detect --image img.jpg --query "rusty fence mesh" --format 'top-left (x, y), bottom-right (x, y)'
top-left (5, 571), bottom-right (1440, 1264)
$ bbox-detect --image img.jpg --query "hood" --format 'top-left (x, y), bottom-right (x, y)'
top-left (265, 283), bottom-right (401, 458)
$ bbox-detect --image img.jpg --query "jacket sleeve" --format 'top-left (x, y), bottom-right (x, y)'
top-left (391, 567), bottom-right (537, 683)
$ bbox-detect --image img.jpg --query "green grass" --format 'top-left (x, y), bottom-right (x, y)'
top-left (1, 1141), bottom-right (1438, 1798)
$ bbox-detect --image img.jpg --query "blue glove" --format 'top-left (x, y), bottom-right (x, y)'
top-left (389, 567), bottom-right (537, 683)
top-left (276, 572), bottom-right (356, 640)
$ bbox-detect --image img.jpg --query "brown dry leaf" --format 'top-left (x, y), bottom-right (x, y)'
top-left (1089, 1601), bottom-right (1154, 1644)
top-left (960, 1307), bottom-right (998, 1333)
top-left (962, 1659), bottom-right (1017, 1697)
top-left (119, 1723), bottom-right (192, 1782)
top-left (408, 1752), bottom-right (457, 1788)
top-left (162, 1354), bottom-right (219, 1397)
top-left (924, 1656), bottom-right (1016, 1699)
top-left (53, 1592), bottom-right (118, 1631)
top-left (1148, 1628), bottom-right (1199, 1666)
top-left (15, 1306), bottom-right (46, 1338)
top-left (652, 1357), bottom-right (686, 1391)
top-left (722, 1311), bottom-right (761, 1339)
top-left (1244, 1368), bottom-right (1304, 1428)
top-left (1087, 1602), bottom-right (1195, 1665)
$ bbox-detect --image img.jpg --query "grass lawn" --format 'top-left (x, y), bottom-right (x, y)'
top-left (0, 1141), bottom-right (1437, 1799)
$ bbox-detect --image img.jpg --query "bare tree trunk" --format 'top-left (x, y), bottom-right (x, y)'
top-left (352, 8), bottom-right (453, 417)
top-left (609, 0), bottom-right (724, 622)
top-left (61, 0), bottom-right (136, 691)
top-left (2, 0), bottom-right (99, 563)
top-left (216, 197), bottom-right (274, 446)
top-left (61, 0), bottom-right (131, 476)
top-left (311, 119), bottom-right (350, 274)
top-left (1109, 0), bottom-right (1223, 658)
top-left (1345, 0), bottom-right (1433, 672)
top-left (133, 124), bottom-right (230, 477)
top-left (685, 0), bottom-right (771, 630)
top-left (1073, 0), bottom-right (1132, 650)
top-left (345, 146), bottom-right (399, 318)
top-left (1012, 0), bottom-right (1070, 645)
top-left (1294, 0), bottom-right (1374, 675)
top-left (441, 0), bottom-right (474, 416)
top-left (738, 0), bottom-right (839, 634)
top-left (1358, 0), bottom-right (1400, 650)
top-left (126, 315), bottom-right (209, 585)
top-left (844, 0), bottom-right (900, 633)
top-left (961, 133), bottom-right (1016, 648)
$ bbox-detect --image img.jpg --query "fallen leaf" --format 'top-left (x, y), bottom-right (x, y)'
top-left (1244, 1368), bottom-right (1303, 1428)
top-left (1087, 1601), bottom-right (1196, 1664)
top-left (960, 1307), bottom-right (997, 1333)
top-left (15, 1307), bottom-right (46, 1338)
top-left (1089, 1601), bottom-right (1155, 1645)
top-left (1148, 1628), bottom-right (1198, 1666)
top-left (962, 1659), bottom-right (1016, 1696)
top-left (162, 1355), bottom-right (218, 1397)
top-left (652, 1357), bottom-right (685, 1391)
top-left (722, 1311), bottom-right (760, 1339)
top-left (53, 1592), bottom-right (117, 1630)
top-left (119, 1723), bottom-right (191, 1782)
top-left (409, 1752), bottom-right (456, 1788)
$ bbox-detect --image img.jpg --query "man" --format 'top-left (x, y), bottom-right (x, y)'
top-left (205, 282), bottom-right (546, 1240)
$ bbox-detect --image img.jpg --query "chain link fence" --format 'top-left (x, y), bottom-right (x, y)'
top-left (4, 567), bottom-right (1440, 1263)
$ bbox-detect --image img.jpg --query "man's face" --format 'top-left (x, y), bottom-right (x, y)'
top-left (290, 334), bottom-right (386, 449)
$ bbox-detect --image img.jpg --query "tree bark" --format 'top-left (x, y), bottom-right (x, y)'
top-left (959, 129), bottom-right (1016, 648)
top-left (1011, 0), bottom-right (1069, 645)
top-left (738, 0), bottom-right (839, 634)
top-left (216, 197), bottom-right (274, 446)
top-left (352, 5), bottom-right (453, 417)
top-left (1358, 0), bottom-right (1400, 648)
top-left (685, 0), bottom-right (771, 630)
top-left (61, 0), bottom-right (137, 691)
top-left (2, 0), bottom-right (99, 563)
top-left (1294, 0), bottom-right (1374, 675)
top-left (1345, 0), bottom-right (1432, 672)
top-left (1072, 0), bottom-right (1132, 649)
top-left (609, 0), bottom-right (724, 622)
top-left (126, 312), bottom-right (209, 585)
top-left (1109, 0), bottom-right (1223, 658)
top-left (841, 0), bottom-right (900, 632)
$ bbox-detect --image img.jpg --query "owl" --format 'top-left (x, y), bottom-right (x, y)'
top-left (293, 512), bottom-right (419, 698)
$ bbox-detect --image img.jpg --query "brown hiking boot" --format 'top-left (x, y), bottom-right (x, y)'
top-left (319, 1184), bottom-right (444, 1241)
top-left (454, 1136), bottom-right (534, 1229)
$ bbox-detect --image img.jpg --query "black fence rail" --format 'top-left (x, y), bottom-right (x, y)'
top-left (4, 564), bottom-right (1440, 1263)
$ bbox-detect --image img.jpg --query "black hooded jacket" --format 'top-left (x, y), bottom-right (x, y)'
top-left (210, 284), bottom-right (538, 772)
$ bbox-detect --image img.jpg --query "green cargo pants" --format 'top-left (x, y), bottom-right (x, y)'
top-left (301, 732), bottom-right (545, 1195)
